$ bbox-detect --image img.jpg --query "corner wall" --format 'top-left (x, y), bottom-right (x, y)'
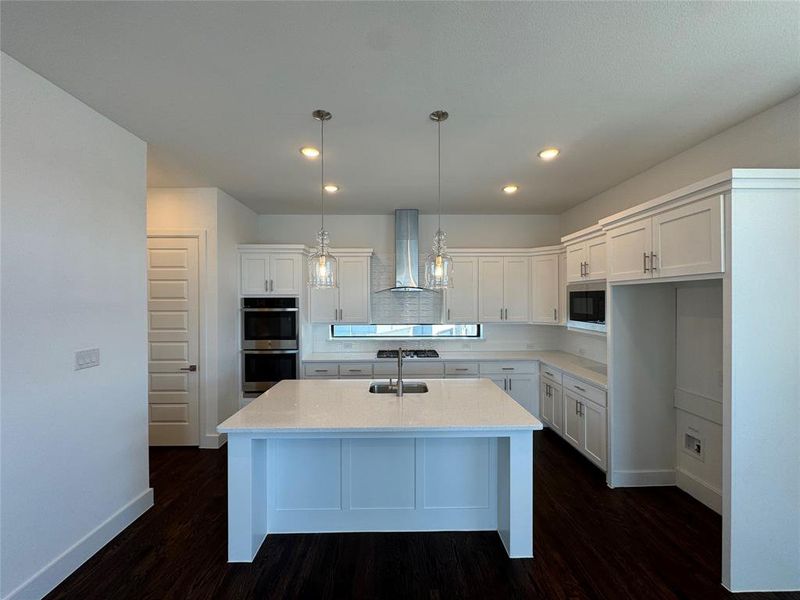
top-left (1, 53), bottom-right (151, 599)
top-left (560, 94), bottom-right (800, 234)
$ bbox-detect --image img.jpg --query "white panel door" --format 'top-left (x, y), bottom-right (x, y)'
top-left (270, 254), bottom-right (302, 295)
top-left (503, 257), bottom-right (530, 322)
top-left (478, 257), bottom-right (504, 322)
top-left (508, 375), bottom-right (537, 417)
top-left (241, 253), bottom-right (270, 295)
top-left (530, 255), bottom-right (559, 324)
top-left (582, 400), bottom-right (607, 470)
top-left (446, 256), bottom-right (479, 323)
top-left (651, 195), bottom-right (723, 279)
top-left (565, 243), bottom-right (586, 283)
top-left (585, 237), bottom-right (607, 280)
top-left (309, 287), bottom-right (339, 323)
top-left (147, 237), bottom-right (200, 446)
top-left (338, 256), bottom-right (370, 323)
top-left (606, 218), bottom-right (653, 282)
top-left (563, 391), bottom-right (583, 450)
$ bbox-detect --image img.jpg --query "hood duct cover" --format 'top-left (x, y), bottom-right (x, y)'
top-left (378, 209), bottom-right (435, 293)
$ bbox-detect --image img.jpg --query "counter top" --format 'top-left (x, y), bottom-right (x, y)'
top-left (301, 350), bottom-right (607, 389)
top-left (219, 378), bottom-right (542, 434)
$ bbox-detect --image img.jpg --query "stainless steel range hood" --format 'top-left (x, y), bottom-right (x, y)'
top-left (379, 209), bottom-right (434, 293)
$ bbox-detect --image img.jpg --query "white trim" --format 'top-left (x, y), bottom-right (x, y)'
top-left (676, 468), bottom-right (722, 514)
top-left (560, 223), bottom-right (603, 244)
top-left (202, 432), bottom-right (227, 449)
top-left (2, 489), bottom-right (153, 600)
top-left (609, 469), bottom-right (676, 487)
top-left (239, 243), bottom-right (308, 255)
top-left (147, 230), bottom-right (210, 449)
top-left (448, 245), bottom-right (563, 257)
top-left (608, 272), bottom-right (723, 287)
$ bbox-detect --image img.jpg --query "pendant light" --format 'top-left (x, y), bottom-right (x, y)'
top-left (424, 110), bottom-right (453, 290)
top-left (308, 109), bottom-right (337, 288)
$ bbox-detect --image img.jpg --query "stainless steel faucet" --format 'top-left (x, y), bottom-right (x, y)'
top-left (396, 346), bottom-right (404, 396)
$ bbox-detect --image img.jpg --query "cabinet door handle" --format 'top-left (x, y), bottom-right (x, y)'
top-left (339, 308), bottom-right (343, 320)
top-left (509, 379), bottom-right (512, 391)
top-left (575, 400), bottom-right (579, 415)
top-left (500, 308), bottom-right (504, 320)
top-left (553, 308), bottom-right (557, 321)
top-left (447, 308), bottom-right (451, 321)
top-left (265, 280), bottom-right (269, 292)
top-left (584, 262), bottom-right (589, 277)
top-left (579, 402), bottom-right (584, 417)
top-left (503, 379), bottom-right (508, 391)
top-left (650, 252), bottom-right (657, 271)
top-left (643, 252), bottom-right (649, 273)
top-left (504, 308), bottom-right (509, 320)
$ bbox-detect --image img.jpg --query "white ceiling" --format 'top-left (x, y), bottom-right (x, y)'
top-left (2, 1), bottom-right (799, 215)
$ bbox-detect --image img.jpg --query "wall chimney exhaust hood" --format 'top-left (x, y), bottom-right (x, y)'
top-left (378, 209), bottom-right (438, 293)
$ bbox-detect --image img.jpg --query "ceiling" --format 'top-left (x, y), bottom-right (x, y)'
top-left (2, 2), bottom-right (799, 215)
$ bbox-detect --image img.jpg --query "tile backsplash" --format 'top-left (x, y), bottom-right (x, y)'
top-left (369, 252), bottom-right (442, 324)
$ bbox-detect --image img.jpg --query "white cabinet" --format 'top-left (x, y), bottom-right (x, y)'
top-left (445, 256), bottom-right (479, 323)
top-left (558, 252), bottom-right (567, 325)
top-left (478, 257), bottom-right (529, 322)
top-left (606, 194), bottom-right (723, 282)
top-left (562, 387), bottom-right (607, 471)
top-left (309, 255), bottom-right (370, 324)
top-left (240, 251), bottom-right (303, 296)
top-left (539, 378), bottom-right (563, 434)
top-left (481, 362), bottom-right (537, 416)
top-left (565, 234), bottom-right (606, 283)
top-left (530, 254), bottom-right (560, 324)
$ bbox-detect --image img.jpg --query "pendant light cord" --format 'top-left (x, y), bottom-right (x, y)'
top-left (320, 117), bottom-right (325, 232)
top-left (437, 117), bottom-right (441, 233)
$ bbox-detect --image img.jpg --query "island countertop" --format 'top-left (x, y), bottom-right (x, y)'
top-left (218, 378), bottom-right (543, 434)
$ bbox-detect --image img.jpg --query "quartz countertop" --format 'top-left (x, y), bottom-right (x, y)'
top-left (301, 350), bottom-right (607, 389)
top-left (219, 378), bottom-right (542, 434)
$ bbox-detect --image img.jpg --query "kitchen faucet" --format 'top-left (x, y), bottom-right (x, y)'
top-left (396, 346), bottom-right (404, 396)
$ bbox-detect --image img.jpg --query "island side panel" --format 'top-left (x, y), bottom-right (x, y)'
top-left (227, 434), bottom-right (268, 562)
top-left (497, 431), bottom-right (534, 558)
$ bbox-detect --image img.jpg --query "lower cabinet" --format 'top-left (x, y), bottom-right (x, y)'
top-left (539, 379), bottom-right (563, 435)
top-left (482, 362), bottom-right (538, 417)
top-left (563, 389), bottom-right (607, 471)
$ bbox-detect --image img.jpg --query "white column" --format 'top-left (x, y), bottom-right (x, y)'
top-left (497, 431), bottom-right (533, 558)
top-left (227, 434), bottom-right (268, 562)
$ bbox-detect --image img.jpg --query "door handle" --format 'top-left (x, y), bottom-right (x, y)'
top-left (643, 252), bottom-right (649, 273)
top-left (500, 308), bottom-right (504, 320)
top-left (447, 308), bottom-right (451, 321)
top-left (584, 262), bottom-right (589, 277)
top-left (334, 308), bottom-right (338, 321)
top-left (650, 252), bottom-right (657, 272)
top-left (338, 308), bottom-right (343, 320)
top-left (508, 379), bottom-right (512, 391)
top-left (503, 379), bottom-right (507, 391)
top-left (504, 308), bottom-right (509, 320)
top-left (180, 365), bottom-right (197, 372)
top-left (553, 308), bottom-right (557, 321)
top-left (265, 280), bottom-right (269, 292)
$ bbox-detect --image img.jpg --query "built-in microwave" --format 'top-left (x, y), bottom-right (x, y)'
top-left (568, 283), bottom-right (606, 333)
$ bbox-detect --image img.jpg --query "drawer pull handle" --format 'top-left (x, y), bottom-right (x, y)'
top-left (314, 369), bottom-right (329, 373)
top-left (348, 369), bottom-right (362, 373)
top-left (502, 367), bottom-right (514, 371)
top-left (574, 385), bottom-right (586, 392)
top-left (545, 371), bottom-right (553, 377)
top-left (455, 368), bottom-right (469, 371)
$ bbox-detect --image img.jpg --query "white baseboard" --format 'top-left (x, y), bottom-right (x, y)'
top-left (676, 468), bottom-right (722, 514)
top-left (3, 488), bottom-right (153, 600)
top-left (201, 432), bottom-right (226, 449)
top-left (610, 469), bottom-right (676, 487)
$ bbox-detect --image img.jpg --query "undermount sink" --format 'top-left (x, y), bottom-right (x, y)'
top-left (368, 381), bottom-right (428, 394)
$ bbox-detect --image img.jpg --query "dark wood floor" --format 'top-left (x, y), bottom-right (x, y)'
top-left (46, 430), bottom-right (798, 600)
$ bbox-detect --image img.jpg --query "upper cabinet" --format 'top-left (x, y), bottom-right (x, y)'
top-left (240, 247), bottom-right (304, 296)
top-left (604, 194), bottom-right (723, 282)
top-left (530, 253), bottom-right (561, 324)
top-left (477, 256), bottom-right (529, 322)
top-left (563, 226), bottom-right (607, 283)
top-left (308, 252), bottom-right (371, 324)
top-left (445, 256), bottom-right (479, 323)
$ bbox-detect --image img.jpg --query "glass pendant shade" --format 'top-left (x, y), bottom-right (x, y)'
top-left (424, 228), bottom-right (453, 289)
top-left (308, 228), bottom-right (337, 288)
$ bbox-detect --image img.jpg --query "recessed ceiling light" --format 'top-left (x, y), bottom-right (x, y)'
top-left (503, 185), bottom-right (519, 194)
top-left (538, 147), bottom-right (560, 161)
top-left (300, 146), bottom-right (320, 158)
top-left (324, 184), bottom-right (339, 193)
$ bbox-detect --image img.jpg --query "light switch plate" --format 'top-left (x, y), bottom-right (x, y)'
top-left (75, 348), bottom-right (100, 370)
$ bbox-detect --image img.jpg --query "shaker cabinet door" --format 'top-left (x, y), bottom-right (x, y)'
top-left (530, 254), bottom-right (559, 323)
top-left (478, 258), bottom-right (505, 322)
top-left (338, 257), bottom-right (370, 323)
top-left (446, 256), bottom-right (479, 323)
top-left (503, 257), bottom-right (530, 322)
top-left (606, 218), bottom-right (653, 282)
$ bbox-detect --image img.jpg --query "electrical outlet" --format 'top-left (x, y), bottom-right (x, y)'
top-left (683, 430), bottom-right (704, 461)
top-left (342, 342), bottom-right (353, 350)
top-left (75, 348), bottom-right (100, 370)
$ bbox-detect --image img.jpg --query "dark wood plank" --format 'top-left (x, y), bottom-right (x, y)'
top-left (45, 430), bottom-right (799, 600)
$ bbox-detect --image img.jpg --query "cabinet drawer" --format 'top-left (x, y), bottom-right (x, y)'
top-left (445, 362), bottom-right (479, 376)
top-left (374, 362), bottom-right (444, 377)
top-left (303, 363), bottom-right (339, 377)
top-left (563, 375), bottom-right (606, 407)
top-left (339, 363), bottom-right (374, 377)
top-left (480, 361), bottom-right (536, 375)
top-left (539, 363), bottom-right (563, 384)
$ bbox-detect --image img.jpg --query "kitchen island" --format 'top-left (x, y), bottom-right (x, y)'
top-left (218, 378), bottom-right (542, 562)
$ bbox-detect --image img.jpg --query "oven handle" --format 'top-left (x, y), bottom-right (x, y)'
top-left (242, 350), bottom-right (299, 355)
top-left (242, 308), bottom-right (299, 312)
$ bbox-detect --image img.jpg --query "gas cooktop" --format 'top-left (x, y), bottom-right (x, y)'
top-left (377, 349), bottom-right (439, 359)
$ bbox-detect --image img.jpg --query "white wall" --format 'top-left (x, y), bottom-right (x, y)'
top-left (560, 94), bottom-right (800, 234)
top-left (146, 187), bottom-right (257, 444)
top-left (1, 54), bottom-right (151, 600)
top-left (216, 190), bottom-right (258, 421)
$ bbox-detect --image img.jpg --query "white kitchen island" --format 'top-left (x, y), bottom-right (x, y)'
top-left (217, 378), bottom-right (541, 562)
